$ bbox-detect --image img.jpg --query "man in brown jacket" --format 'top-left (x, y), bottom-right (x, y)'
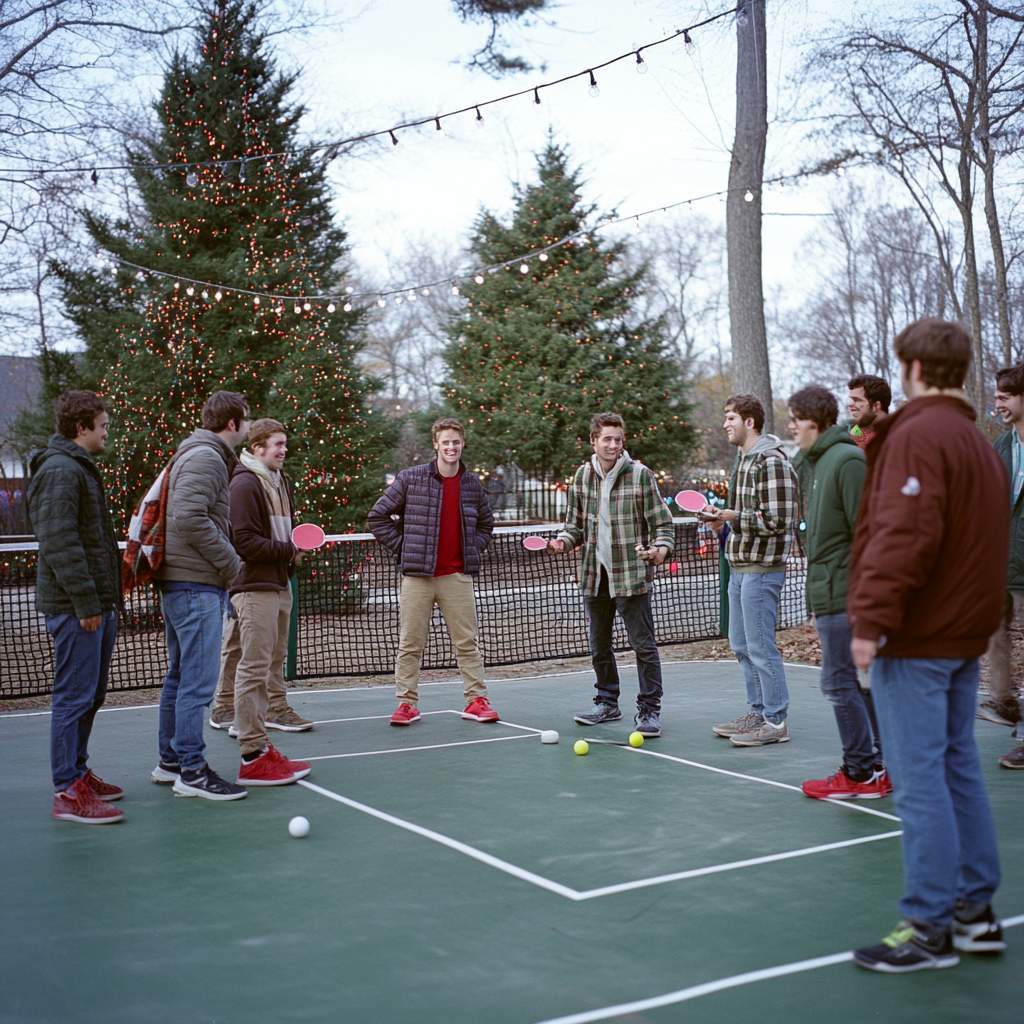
top-left (212, 418), bottom-right (311, 786)
top-left (848, 319), bottom-right (1009, 973)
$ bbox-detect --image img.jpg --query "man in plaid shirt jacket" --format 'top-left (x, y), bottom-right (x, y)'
top-left (549, 412), bottom-right (675, 737)
top-left (703, 394), bottom-right (799, 746)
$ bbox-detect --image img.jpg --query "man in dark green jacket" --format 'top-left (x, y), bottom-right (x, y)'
top-left (27, 391), bottom-right (124, 824)
top-left (986, 364), bottom-right (1024, 769)
top-left (788, 385), bottom-right (890, 799)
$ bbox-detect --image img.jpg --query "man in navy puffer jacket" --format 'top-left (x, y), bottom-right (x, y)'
top-left (367, 418), bottom-right (497, 726)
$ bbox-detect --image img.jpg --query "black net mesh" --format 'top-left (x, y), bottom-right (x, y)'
top-left (1, 524), bottom-right (807, 697)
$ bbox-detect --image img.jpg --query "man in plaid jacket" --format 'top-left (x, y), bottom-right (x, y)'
top-left (703, 394), bottom-right (799, 747)
top-left (550, 412), bottom-right (675, 737)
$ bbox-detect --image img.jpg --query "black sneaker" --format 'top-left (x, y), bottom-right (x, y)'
top-left (635, 710), bottom-right (661, 737)
top-left (173, 764), bottom-right (247, 801)
top-left (574, 703), bottom-right (622, 726)
top-left (151, 762), bottom-right (181, 784)
top-left (953, 902), bottom-right (1006, 953)
top-left (853, 921), bottom-right (960, 973)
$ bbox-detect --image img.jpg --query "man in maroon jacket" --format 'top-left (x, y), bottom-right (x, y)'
top-left (848, 319), bottom-right (1009, 973)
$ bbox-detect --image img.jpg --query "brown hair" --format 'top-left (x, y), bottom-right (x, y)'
top-left (893, 318), bottom-right (972, 390)
top-left (431, 417), bottom-right (465, 445)
top-left (249, 418), bottom-right (287, 452)
top-left (55, 391), bottom-right (107, 440)
top-left (201, 391), bottom-right (249, 432)
top-left (995, 365), bottom-right (1024, 397)
top-left (847, 374), bottom-right (892, 413)
top-left (788, 385), bottom-right (839, 431)
top-left (589, 411), bottom-right (625, 440)
top-left (724, 393), bottom-right (765, 433)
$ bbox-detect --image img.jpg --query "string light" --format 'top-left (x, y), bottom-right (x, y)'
top-left (474, 274), bottom-right (485, 284)
top-left (539, 253), bottom-right (549, 262)
top-left (588, 71), bottom-right (600, 97)
top-left (685, 31), bottom-right (695, 54)
top-left (343, 302), bottom-right (352, 312)
top-left (475, 105), bottom-right (484, 127)
top-left (326, 302), bottom-right (335, 312)
top-left (519, 262), bottom-right (530, 273)
top-left (635, 51), bottom-right (647, 73)
top-left (451, 284), bottom-right (460, 295)
top-left (744, 190), bottom-right (754, 202)
top-left (434, 117), bottom-right (444, 136)
top-left (1, 7), bottom-right (738, 180)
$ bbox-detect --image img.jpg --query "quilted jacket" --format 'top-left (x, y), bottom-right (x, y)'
top-left (993, 429), bottom-right (1024, 591)
top-left (27, 434), bottom-right (121, 617)
top-left (366, 460), bottom-right (494, 577)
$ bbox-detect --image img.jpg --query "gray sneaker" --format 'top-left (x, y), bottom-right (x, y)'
top-left (209, 709), bottom-right (234, 730)
top-left (976, 698), bottom-right (1021, 727)
top-left (574, 703), bottom-right (623, 726)
top-left (635, 711), bottom-right (661, 737)
top-left (712, 711), bottom-right (764, 738)
top-left (730, 719), bottom-right (790, 746)
top-left (266, 708), bottom-right (314, 732)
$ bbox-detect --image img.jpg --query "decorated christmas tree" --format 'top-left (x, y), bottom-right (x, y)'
top-left (57, 0), bottom-right (395, 532)
top-left (439, 143), bottom-right (694, 483)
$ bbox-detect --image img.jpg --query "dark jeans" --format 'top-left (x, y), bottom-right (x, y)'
top-left (584, 570), bottom-right (663, 713)
top-left (871, 656), bottom-right (1000, 928)
top-left (158, 587), bottom-right (227, 771)
top-left (815, 613), bottom-right (882, 774)
top-left (46, 610), bottom-right (118, 791)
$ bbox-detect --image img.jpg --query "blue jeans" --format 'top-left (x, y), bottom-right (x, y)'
top-left (871, 656), bottom-right (1000, 928)
top-left (728, 570), bottom-right (789, 723)
top-left (47, 610), bottom-right (118, 791)
top-left (584, 571), bottom-right (663, 713)
top-left (158, 588), bottom-right (228, 771)
top-left (815, 613), bottom-right (881, 774)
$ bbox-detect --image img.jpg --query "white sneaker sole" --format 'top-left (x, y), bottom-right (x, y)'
top-left (172, 778), bottom-right (247, 801)
top-left (461, 712), bottom-right (500, 722)
top-left (151, 765), bottom-right (180, 784)
top-left (208, 718), bottom-right (234, 731)
top-left (266, 721), bottom-right (313, 732)
top-left (52, 810), bottom-right (124, 824)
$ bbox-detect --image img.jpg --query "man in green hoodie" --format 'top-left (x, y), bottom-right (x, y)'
top-left (788, 385), bottom-right (891, 800)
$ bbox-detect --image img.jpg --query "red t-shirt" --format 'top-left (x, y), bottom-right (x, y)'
top-left (434, 471), bottom-right (464, 576)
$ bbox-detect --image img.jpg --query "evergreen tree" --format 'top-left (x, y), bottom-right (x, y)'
top-left (57, 0), bottom-right (395, 532)
top-left (439, 143), bottom-right (694, 482)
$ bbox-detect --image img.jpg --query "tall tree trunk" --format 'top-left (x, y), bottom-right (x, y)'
top-left (976, 1), bottom-right (1014, 365)
top-left (727, 0), bottom-right (772, 432)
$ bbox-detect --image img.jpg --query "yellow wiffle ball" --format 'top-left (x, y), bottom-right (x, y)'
top-left (629, 732), bottom-right (644, 748)
top-left (573, 739), bottom-right (589, 756)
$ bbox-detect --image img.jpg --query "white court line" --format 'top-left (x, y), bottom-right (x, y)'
top-left (298, 778), bottom-right (901, 902)
top-left (310, 710), bottom-right (451, 725)
top-left (297, 779), bottom-right (580, 900)
top-left (303, 733), bottom-right (532, 761)
top-left (533, 913), bottom-right (1024, 1024)
top-left (629, 747), bottom-right (903, 823)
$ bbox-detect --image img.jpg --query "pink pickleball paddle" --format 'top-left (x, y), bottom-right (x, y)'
top-left (675, 490), bottom-right (708, 513)
top-left (291, 523), bottom-right (326, 550)
top-left (522, 536), bottom-right (550, 551)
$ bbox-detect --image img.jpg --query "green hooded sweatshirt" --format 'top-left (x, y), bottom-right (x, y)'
top-left (793, 425), bottom-right (865, 616)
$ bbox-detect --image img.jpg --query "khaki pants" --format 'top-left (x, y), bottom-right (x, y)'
top-left (213, 589), bottom-right (292, 756)
top-left (396, 573), bottom-right (485, 707)
top-left (985, 589), bottom-right (1024, 706)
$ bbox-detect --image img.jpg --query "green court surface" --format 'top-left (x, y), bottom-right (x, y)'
top-left (2, 662), bottom-right (1022, 1024)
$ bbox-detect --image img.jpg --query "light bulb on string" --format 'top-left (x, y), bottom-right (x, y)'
top-left (389, 130), bottom-right (399, 146)
top-left (588, 70), bottom-right (600, 97)
top-left (407, 290), bottom-right (417, 301)
top-left (519, 263), bottom-right (530, 274)
top-left (394, 295), bottom-right (402, 305)
top-left (136, 271), bottom-right (145, 281)
top-left (343, 302), bottom-right (352, 312)
top-left (837, 166), bottom-right (846, 177)
top-left (744, 189), bottom-right (754, 202)
top-left (539, 253), bottom-right (549, 262)
top-left (475, 105), bottom-right (485, 127)
top-left (421, 288), bottom-right (430, 296)
top-left (202, 290), bottom-right (209, 300)
top-left (434, 117), bottom-right (444, 137)
top-left (345, 286), bottom-right (354, 294)
top-left (215, 291), bottom-right (223, 301)
top-left (451, 284), bottom-right (460, 295)
top-left (474, 274), bottom-right (485, 284)
top-left (635, 51), bottom-right (647, 74)
top-left (174, 282), bottom-right (180, 291)
top-left (377, 297), bottom-right (386, 308)
top-left (327, 302), bottom-right (335, 312)
top-left (684, 31), bottom-right (695, 55)
top-left (303, 301), bottom-right (312, 311)
top-left (186, 286), bottom-right (195, 296)
top-left (533, 87), bottom-right (542, 107)
top-left (253, 297), bottom-right (260, 306)
top-left (294, 304), bottom-right (302, 313)
top-left (186, 171), bottom-right (198, 187)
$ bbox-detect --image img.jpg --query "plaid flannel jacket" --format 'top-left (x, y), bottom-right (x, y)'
top-left (726, 434), bottom-right (798, 571)
top-left (557, 455), bottom-right (674, 597)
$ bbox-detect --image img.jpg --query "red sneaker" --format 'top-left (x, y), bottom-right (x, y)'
top-left (802, 766), bottom-right (883, 800)
top-left (81, 768), bottom-right (123, 802)
top-left (462, 696), bottom-right (499, 722)
top-left (52, 777), bottom-right (124, 824)
top-left (871, 766), bottom-right (894, 797)
top-left (390, 703), bottom-right (422, 726)
top-left (236, 745), bottom-right (311, 786)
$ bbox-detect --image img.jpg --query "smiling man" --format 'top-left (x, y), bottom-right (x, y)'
top-left (703, 394), bottom-right (798, 747)
top-left (549, 411), bottom-right (674, 738)
top-left (367, 417), bottom-right (497, 726)
top-left (847, 374), bottom-right (892, 451)
top-left (984, 364), bottom-right (1024, 768)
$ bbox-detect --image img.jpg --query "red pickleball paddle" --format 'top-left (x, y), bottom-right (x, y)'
top-left (675, 489), bottom-right (708, 513)
top-left (522, 536), bottom-right (550, 551)
top-left (292, 523), bottom-right (326, 550)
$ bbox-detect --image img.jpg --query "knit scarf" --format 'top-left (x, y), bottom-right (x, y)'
top-left (240, 449), bottom-right (290, 544)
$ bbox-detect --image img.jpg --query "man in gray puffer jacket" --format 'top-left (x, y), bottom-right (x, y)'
top-left (152, 392), bottom-right (248, 801)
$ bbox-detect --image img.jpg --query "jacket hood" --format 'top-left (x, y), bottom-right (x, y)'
top-left (29, 433), bottom-right (96, 475)
top-left (801, 425), bottom-right (859, 466)
top-left (742, 432), bottom-right (785, 459)
top-left (176, 428), bottom-right (238, 471)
